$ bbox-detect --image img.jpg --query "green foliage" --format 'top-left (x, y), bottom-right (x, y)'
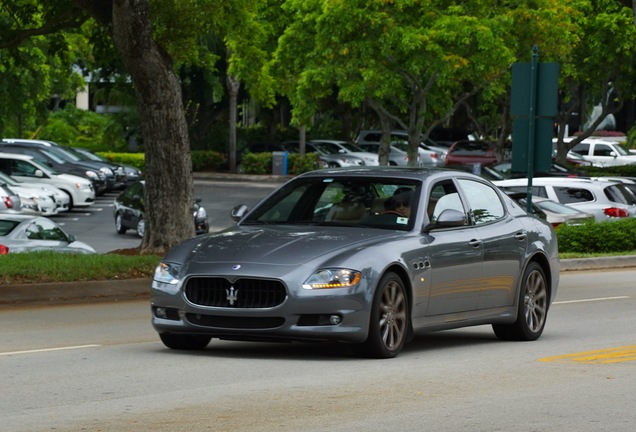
top-left (0, 251), bottom-right (160, 285)
top-left (242, 152), bottom-right (273, 174)
top-left (97, 152), bottom-right (145, 170)
top-left (242, 151), bottom-right (320, 175)
top-left (191, 150), bottom-right (227, 171)
top-left (288, 152), bottom-right (321, 175)
top-left (557, 218), bottom-right (636, 254)
top-left (579, 164), bottom-right (636, 178)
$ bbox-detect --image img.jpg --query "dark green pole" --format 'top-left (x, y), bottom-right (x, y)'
top-left (526, 45), bottom-right (539, 213)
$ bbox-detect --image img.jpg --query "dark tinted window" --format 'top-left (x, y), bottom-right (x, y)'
top-left (604, 184), bottom-right (636, 205)
top-left (571, 143), bottom-right (590, 154)
top-left (449, 141), bottom-right (492, 155)
top-left (553, 187), bottom-right (594, 203)
top-left (0, 220), bottom-right (20, 236)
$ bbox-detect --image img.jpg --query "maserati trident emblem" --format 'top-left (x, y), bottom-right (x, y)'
top-left (226, 286), bottom-right (239, 306)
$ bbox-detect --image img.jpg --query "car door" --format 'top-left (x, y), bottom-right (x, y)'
top-left (456, 178), bottom-right (527, 309)
top-left (422, 179), bottom-right (482, 316)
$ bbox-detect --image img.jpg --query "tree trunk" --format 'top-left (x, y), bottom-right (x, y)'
top-left (227, 74), bottom-right (240, 173)
top-left (108, 0), bottom-right (193, 254)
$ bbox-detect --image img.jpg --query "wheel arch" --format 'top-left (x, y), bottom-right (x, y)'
top-left (524, 252), bottom-right (554, 307)
top-left (381, 263), bottom-right (413, 315)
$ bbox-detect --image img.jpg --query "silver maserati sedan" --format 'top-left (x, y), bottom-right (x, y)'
top-left (151, 167), bottom-right (559, 358)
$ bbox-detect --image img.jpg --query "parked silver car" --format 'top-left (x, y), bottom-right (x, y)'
top-left (151, 167), bottom-right (559, 358)
top-left (0, 214), bottom-right (95, 254)
top-left (1, 183), bottom-right (21, 213)
top-left (0, 171), bottom-right (57, 215)
top-left (309, 139), bottom-right (380, 166)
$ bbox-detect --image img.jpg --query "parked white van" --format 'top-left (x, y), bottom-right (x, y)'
top-left (0, 153), bottom-right (95, 209)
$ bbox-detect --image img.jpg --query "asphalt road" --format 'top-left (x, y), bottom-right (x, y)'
top-left (1, 269), bottom-right (635, 431)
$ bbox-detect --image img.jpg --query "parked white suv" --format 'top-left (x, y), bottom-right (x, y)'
top-left (493, 177), bottom-right (636, 222)
top-left (568, 138), bottom-right (636, 167)
top-left (0, 153), bottom-right (95, 209)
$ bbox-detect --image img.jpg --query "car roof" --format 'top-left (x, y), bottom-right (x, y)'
top-left (0, 214), bottom-right (40, 222)
top-left (495, 177), bottom-right (620, 186)
top-left (296, 166), bottom-right (486, 182)
top-left (0, 152), bottom-right (36, 161)
top-left (2, 138), bottom-right (56, 147)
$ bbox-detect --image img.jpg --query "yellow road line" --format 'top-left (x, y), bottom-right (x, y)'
top-left (539, 345), bottom-right (636, 364)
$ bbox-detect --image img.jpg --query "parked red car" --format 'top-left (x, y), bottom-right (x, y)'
top-left (444, 140), bottom-right (497, 166)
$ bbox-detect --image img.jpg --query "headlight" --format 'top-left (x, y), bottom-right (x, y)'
top-left (153, 262), bottom-right (181, 285)
top-left (194, 206), bottom-right (207, 219)
top-left (85, 170), bottom-right (99, 180)
top-left (100, 167), bottom-right (114, 176)
top-left (302, 268), bottom-right (361, 289)
top-left (76, 183), bottom-right (92, 191)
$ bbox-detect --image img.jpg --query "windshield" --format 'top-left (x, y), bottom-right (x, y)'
top-left (341, 143), bottom-right (366, 152)
top-left (38, 148), bottom-right (68, 164)
top-left (47, 146), bottom-right (82, 162)
top-left (241, 176), bottom-right (421, 231)
top-left (0, 171), bottom-right (19, 186)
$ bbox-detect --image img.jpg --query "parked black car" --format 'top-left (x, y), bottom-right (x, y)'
top-left (114, 181), bottom-right (209, 237)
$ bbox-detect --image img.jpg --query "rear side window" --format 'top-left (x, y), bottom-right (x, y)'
top-left (605, 184), bottom-right (636, 205)
top-left (500, 185), bottom-right (548, 198)
top-left (450, 141), bottom-right (491, 155)
top-left (571, 143), bottom-right (589, 154)
top-left (458, 179), bottom-right (505, 224)
top-left (553, 187), bottom-right (594, 203)
top-left (0, 220), bottom-right (20, 236)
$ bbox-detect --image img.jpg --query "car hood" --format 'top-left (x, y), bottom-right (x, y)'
top-left (184, 225), bottom-right (395, 266)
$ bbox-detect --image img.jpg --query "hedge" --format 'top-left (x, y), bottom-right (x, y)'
top-left (556, 217), bottom-right (636, 254)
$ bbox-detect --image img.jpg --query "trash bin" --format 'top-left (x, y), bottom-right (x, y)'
top-left (272, 151), bottom-right (288, 176)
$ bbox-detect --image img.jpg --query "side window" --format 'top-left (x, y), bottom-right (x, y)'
top-left (572, 143), bottom-right (589, 155)
top-left (593, 144), bottom-right (613, 157)
top-left (34, 219), bottom-right (67, 241)
top-left (458, 179), bottom-right (505, 224)
top-left (14, 160), bottom-right (37, 177)
top-left (428, 180), bottom-right (464, 222)
top-left (553, 187), bottom-right (594, 203)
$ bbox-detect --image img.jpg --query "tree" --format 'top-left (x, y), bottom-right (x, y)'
top-left (268, 1), bottom-right (522, 165)
top-left (1, 0), bottom-right (255, 254)
top-left (553, 0), bottom-right (636, 163)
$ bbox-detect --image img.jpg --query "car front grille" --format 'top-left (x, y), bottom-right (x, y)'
top-left (184, 277), bottom-right (287, 308)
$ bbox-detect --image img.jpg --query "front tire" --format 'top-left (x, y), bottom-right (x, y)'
top-left (352, 272), bottom-right (409, 359)
top-left (493, 262), bottom-right (549, 341)
top-left (159, 333), bottom-right (211, 350)
top-left (136, 218), bottom-right (145, 238)
top-left (115, 213), bottom-right (127, 234)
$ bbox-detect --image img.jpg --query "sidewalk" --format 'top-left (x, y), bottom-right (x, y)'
top-left (2, 256), bottom-right (636, 308)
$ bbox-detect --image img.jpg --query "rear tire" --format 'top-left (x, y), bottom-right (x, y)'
top-left (352, 272), bottom-right (408, 359)
top-left (493, 262), bottom-right (549, 341)
top-left (159, 333), bottom-right (211, 350)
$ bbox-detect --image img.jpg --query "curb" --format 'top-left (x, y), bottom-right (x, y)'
top-left (0, 278), bottom-right (152, 307)
top-left (559, 255), bottom-right (636, 271)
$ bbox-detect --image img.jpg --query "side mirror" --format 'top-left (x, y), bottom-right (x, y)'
top-left (67, 234), bottom-right (76, 243)
top-left (231, 204), bottom-right (249, 222)
top-left (423, 209), bottom-right (467, 232)
top-left (34, 169), bottom-right (44, 178)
